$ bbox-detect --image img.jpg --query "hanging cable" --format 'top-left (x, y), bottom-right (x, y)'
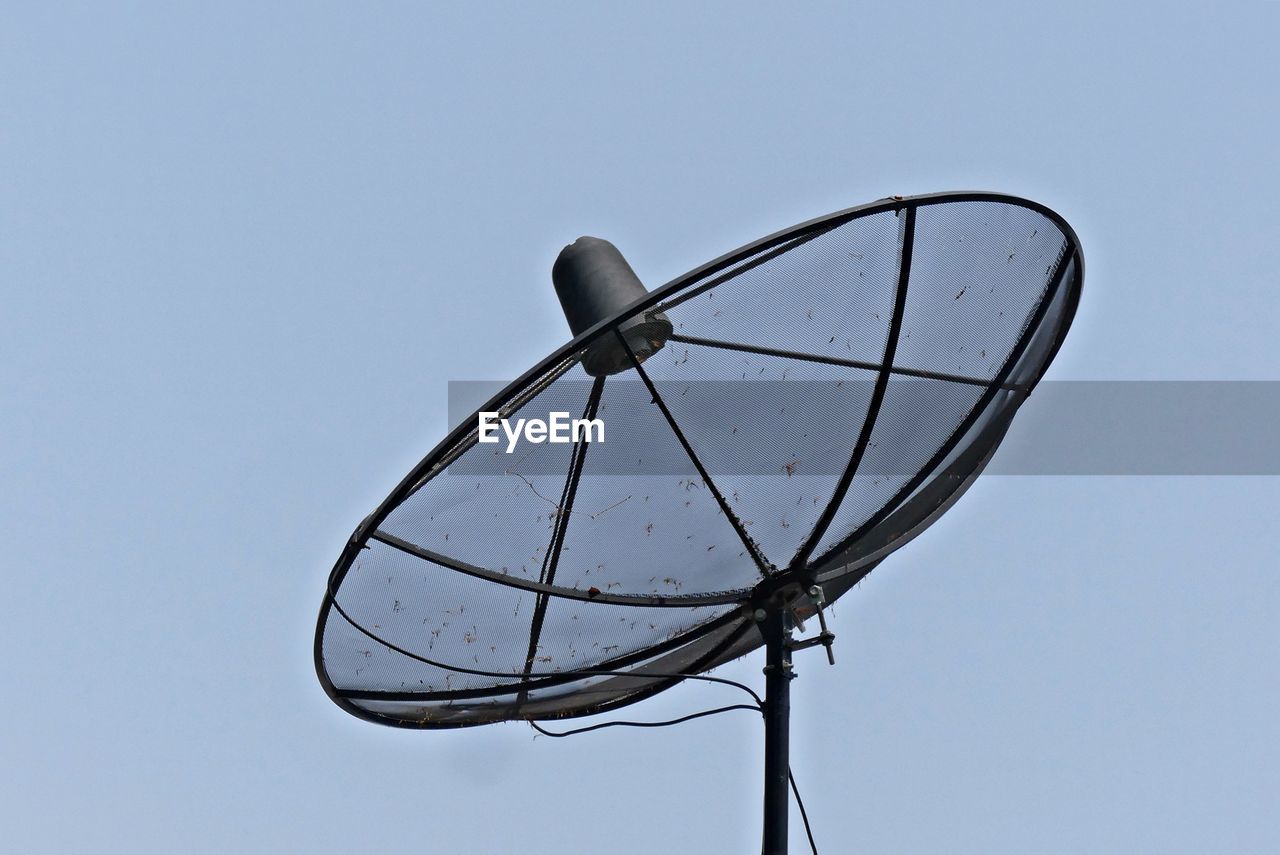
top-left (789, 767), bottom-right (819, 855)
top-left (526, 701), bottom-right (819, 855)
top-left (527, 703), bottom-right (761, 737)
top-left (331, 582), bottom-right (818, 851)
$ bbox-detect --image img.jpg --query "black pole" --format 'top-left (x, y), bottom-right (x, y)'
top-left (761, 606), bottom-right (794, 855)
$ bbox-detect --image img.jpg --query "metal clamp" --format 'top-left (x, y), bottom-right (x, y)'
top-left (787, 585), bottom-right (836, 665)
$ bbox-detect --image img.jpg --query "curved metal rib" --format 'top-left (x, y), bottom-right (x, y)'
top-left (369, 530), bottom-right (748, 607)
top-left (790, 204), bottom-right (917, 571)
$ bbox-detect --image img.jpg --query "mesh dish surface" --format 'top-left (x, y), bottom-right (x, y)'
top-left (315, 192), bottom-right (1084, 728)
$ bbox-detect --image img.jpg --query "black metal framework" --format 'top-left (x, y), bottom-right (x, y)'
top-left (789, 206), bottom-right (916, 571)
top-left (615, 327), bottom-right (773, 574)
top-left (666, 332), bottom-right (1025, 391)
top-left (516, 375), bottom-right (606, 706)
top-left (818, 238), bottom-right (1076, 575)
top-left (315, 192), bottom-right (1085, 739)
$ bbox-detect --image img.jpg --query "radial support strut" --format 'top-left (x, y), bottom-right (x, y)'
top-left (761, 605), bottom-right (795, 855)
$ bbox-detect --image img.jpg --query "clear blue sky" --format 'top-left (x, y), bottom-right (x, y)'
top-left (3, 3), bottom-right (1277, 852)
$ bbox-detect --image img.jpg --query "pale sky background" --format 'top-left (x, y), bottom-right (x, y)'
top-left (3, 3), bottom-right (1278, 853)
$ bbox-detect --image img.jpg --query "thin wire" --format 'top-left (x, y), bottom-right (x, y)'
top-left (527, 703), bottom-right (761, 737)
top-left (789, 767), bottom-right (819, 855)
top-left (526, 698), bottom-right (820, 854)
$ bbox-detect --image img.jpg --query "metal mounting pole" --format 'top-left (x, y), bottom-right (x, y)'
top-left (761, 605), bottom-right (794, 855)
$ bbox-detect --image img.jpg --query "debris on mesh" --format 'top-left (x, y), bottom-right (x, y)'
top-left (317, 195), bottom-right (1082, 726)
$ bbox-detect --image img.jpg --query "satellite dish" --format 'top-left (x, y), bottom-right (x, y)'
top-left (314, 191), bottom-right (1083, 853)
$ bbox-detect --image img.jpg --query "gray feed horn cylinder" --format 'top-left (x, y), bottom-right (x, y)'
top-left (552, 236), bottom-right (673, 377)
